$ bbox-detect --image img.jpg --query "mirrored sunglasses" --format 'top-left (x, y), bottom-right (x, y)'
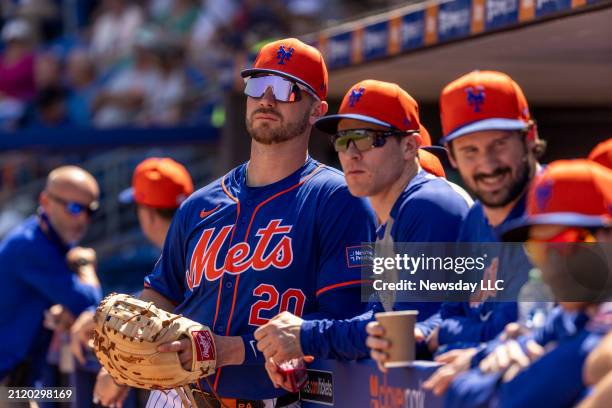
top-left (332, 129), bottom-right (414, 153)
top-left (244, 75), bottom-right (316, 102)
top-left (47, 191), bottom-right (99, 217)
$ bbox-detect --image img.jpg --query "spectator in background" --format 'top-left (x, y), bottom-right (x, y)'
top-left (14, 0), bottom-right (62, 42)
top-left (0, 19), bottom-right (35, 129)
top-left (90, 0), bottom-right (144, 67)
top-left (34, 51), bottom-right (62, 90)
top-left (151, 0), bottom-right (200, 40)
top-left (92, 28), bottom-right (160, 128)
top-left (65, 49), bottom-right (98, 126)
top-left (28, 86), bottom-right (70, 128)
top-left (140, 41), bottom-right (187, 126)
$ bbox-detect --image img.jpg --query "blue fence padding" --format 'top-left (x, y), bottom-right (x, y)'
top-left (301, 359), bottom-right (444, 407)
top-left (0, 125), bottom-right (220, 151)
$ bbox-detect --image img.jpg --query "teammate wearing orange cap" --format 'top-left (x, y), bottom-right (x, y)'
top-left (253, 79), bottom-right (472, 385)
top-left (413, 71), bottom-right (548, 356)
top-left (67, 157), bottom-right (194, 407)
top-left (589, 138), bottom-right (612, 169)
top-left (139, 38), bottom-right (375, 406)
top-left (440, 159), bottom-right (612, 407)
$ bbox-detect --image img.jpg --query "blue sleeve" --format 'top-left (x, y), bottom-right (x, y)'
top-left (144, 204), bottom-right (188, 304)
top-left (438, 302), bottom-right (517, 345)
top-left (416, 312), bottom-right (442, 339)
top-left (17, 244), bottom-right (101, 316)
top-left (315, 187), bottom-right (376, 297)
top-left (300, 305), bottom-right (383, 360)
top-left (445, 369), bottom-right (501, 408)
top-left (393, 194), bottom-right (467, 242)
top-left (499, 332), bottom-right (599, 408)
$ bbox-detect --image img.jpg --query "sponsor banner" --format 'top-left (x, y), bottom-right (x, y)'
top-left (363, 21), bottom-right (391, 61)
top-left (485, 0), bottom-right (520, 29)
top-left (324, 32), bottom-right (352, 69)
top-left (438, 0), bottom-right (472, 42)
top-left (351, 27), bottom-right (365, 65)
top-left (535, 0), bottom-right (572, 17)
top-left (425, 5), bottom-right (439, 45)
top-left (301, 370), bottom-right (334, 405)
top-left (401, 10), bottom-right (427, 50)
top-left (301, 360), bottom-right (443, 408)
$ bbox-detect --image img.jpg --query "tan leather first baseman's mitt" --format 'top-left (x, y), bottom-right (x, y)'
top-left (93, 292), bottom-right (216, 400)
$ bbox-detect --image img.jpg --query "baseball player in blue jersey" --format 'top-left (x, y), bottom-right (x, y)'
top-left (139, 38), bottom-right (376, 407)
top-left (442, 159), bottom-right (612, 408)
top-left (253, 79), bottom-right (472, 385)
top-left (0, 166), bottom-right (102, 386)
top-left (419, 71), bottom-right (548, 354)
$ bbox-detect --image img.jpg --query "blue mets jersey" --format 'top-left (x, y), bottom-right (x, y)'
top-left (437, 194), bottom-right (529, 348)
top-left (300, 169), bottom-right (472, 360)
top-left (0, 214), bottom-right (102, 382)
top-left (144, 157), bottom-right (376, 399)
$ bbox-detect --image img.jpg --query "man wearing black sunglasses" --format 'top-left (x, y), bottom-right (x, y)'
top-left (0, 165), bottom-right (102, 388)
top-left (254, 79), bottom-right (472, 386)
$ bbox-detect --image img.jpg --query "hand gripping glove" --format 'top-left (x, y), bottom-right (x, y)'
top-left (93, 293), bottom-right (216, 406)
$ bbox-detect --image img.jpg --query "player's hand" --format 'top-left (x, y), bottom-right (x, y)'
top-left (93, 367), bottom-right (129, 408)
top-left (254, 311), bottom-right (305, 363)
top-left (427, 327), bottom-right (440, 353)
top-left (264, 356), bottom-right (313, 392)
top-left (365, 321), bottom-right (390, 373)
top-left (415, 327), bottom-right (426, 343)
top-left (67, 246), bottom-right (97, 269)
top-left (422, 347), bottom-right (478, 396)
top-left (158, 338), bottom-right (192, 370)
top-left (500, 322), bottom-right (528, 341)
top-left (43, 304), bottom-right (75, 332)
top-left (70, 309), bottom-right (96, 365)
top-left (479, 339), bottom-right (544, 382)
top-left (434, 347), bottom-right (478, 366)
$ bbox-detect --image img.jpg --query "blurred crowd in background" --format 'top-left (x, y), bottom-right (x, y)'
top-left (0, 0), bottom-right (410, 132)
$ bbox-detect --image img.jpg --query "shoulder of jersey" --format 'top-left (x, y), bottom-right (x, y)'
top-left (1, 217), bottom-right (47, 255)
top-left (410, 173), bottom-right (473, 208)
top-left (176, 172), bottom-right (231, 215)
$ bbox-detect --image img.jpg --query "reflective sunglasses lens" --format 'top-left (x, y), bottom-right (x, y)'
top-left (334, 130), bottom-right (375, 152)
top-left (244, 76), bottom-right (294, 101)
top-left (67, 202), bottom-right (85, 215)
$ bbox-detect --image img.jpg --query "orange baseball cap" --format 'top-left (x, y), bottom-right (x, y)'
top-left (119, 157), bottom-right (194, 209)
top-left (502, 160), bottom-right (612, 240)
top-left (589, 138), bottom-right (612, 170)
top-left (241, 38), bottom-right (328, 100)
top-left (440, 70), bottom-right (531, 143)
top-left (315, 79), bottom-right (422, 136)
top-left (419, 150), bottom-right (446, 178)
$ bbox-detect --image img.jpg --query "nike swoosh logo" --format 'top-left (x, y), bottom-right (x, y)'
top-left (200, 204), bottom-right (221, 219)
top-left (480, 310), bottom-right (493, 322)
top-left (250, 340), bottom-right (258, 357)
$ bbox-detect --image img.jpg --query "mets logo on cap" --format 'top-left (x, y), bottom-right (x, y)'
top-left (440, 70), bottom-right (531, 143)
top-left (240, 38), bottom-right (328, 100)
top-left (535, 179), bottom-right (554, 212)
top-left (348, 87), bottom-right (365, 107)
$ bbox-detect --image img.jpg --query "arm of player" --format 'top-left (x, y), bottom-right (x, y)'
top-left (438, 302), bottom-right (517, 346)
top-left (18, 249), bottom-right (102, 315)
top-left (254, 308), bottom-right (374, 364)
